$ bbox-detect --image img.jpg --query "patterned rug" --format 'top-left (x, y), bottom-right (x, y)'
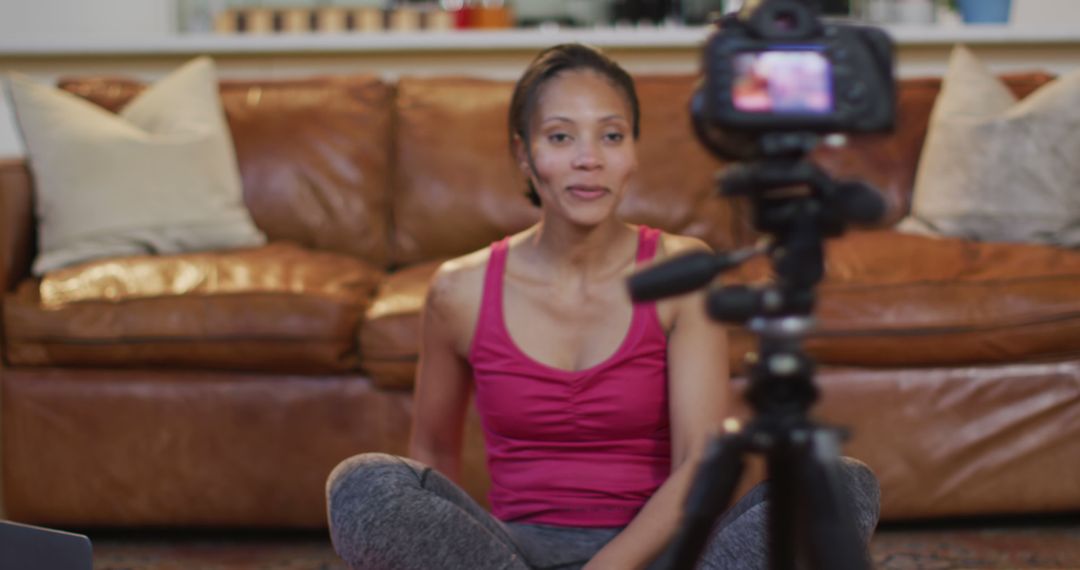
top-left (871, 518), bottom-right (1080, 569)
top-left (84, 518), bottom-right (1080, 570)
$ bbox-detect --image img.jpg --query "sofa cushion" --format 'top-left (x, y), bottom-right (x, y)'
top-left (360, 259), bottom-right (444, 389)
top-left (58, 74), bottom-right (395, 266)
top-left (813, 71), bottom-right (1057, 226)
top-left (897, 46), bottom-right (1080, 247)
top-left (389, 77), bottom-right (537, 267)
top-left (7, 58), bottom-right (266, 275)
top-left (389, 75), bottom-right (746, 268)
top-left (3, 242), bottom-right (382, 372)
top-left (620, 75), bottom-right (752, 250)
top-left (803, 231), bottom-right (1080, 367)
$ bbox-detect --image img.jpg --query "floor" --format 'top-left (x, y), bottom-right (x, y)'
top-left (869, 516), bottom-right (1080, 569)
top-left (82, 515), bottom-right (1080, 570)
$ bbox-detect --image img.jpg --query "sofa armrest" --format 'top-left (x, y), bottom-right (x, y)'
top-left (0, 157), bottom-right (33, 293)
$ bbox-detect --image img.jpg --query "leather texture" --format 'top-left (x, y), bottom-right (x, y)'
top-left (389, 76), bottom-right (540, 267)
top-left (807, 230), bottom-right (1080, 366)
top-left (0, 158), bottom-right (33, 294)
top-left (728, 361), bottom-right (1080, 519)
top-left (1, 71), bottom-right (1078, 527)
top-left (1, 369), bottom-right (412, 527)
top-left (4, 243), bottom-right (382, 373)
top-left (37, 242), bottom-right (378, 307)
top-left (360, 259), bottom-right (444, 389)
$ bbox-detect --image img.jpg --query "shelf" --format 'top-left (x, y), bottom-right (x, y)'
top-left (2, 24), bottom-right (1080, 58)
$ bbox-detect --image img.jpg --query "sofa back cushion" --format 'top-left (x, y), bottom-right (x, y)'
top-left (389, 74), bottom-right (750, 267)
top-left (814, 72), bottom-right (1056, 226)
top-left (58, 75), bottom-right (395, 266)
top-left (389, 77), bottom-right (538, 267)
top-left (11, 58), bottom-right (267, 276)
top-left (49, 70), bottom-right (1058, 272)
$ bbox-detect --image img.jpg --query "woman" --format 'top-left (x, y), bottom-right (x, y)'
top-left (327, 43), bottom-right (879, 570)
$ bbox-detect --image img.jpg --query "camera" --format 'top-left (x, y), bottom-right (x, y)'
top-left (692, 0), bottom-right (895, 159)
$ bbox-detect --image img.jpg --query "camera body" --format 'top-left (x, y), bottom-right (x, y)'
top-left (694, 0), bottom-right (895, 158)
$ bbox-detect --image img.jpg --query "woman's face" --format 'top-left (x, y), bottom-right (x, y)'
top-left (519, 70), bottom-right (638, 227)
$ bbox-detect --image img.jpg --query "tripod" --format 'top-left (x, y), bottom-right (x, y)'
top-left (630, 137), bottom-right (884, 570)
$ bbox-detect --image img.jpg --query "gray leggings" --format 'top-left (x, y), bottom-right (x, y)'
top-left (326, 453), bottom-right (880, 570)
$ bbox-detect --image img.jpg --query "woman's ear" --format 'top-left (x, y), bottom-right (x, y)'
top-left (512, 135), bottom-right (531, 174)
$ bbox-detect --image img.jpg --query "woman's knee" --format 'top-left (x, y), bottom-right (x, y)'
top-left (837, 457), bottom-right (881, 541)
top-left (326, 453), bottom-right (428, 565)
top-left (326, 453), bottom-right (426, 529)
top-left (327, 453), bottom-right (423, 506)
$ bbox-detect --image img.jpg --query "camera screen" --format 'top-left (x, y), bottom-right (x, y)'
top-left (732, 49), bottom-right (833, 114)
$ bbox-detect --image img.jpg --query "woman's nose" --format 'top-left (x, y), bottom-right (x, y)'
top-left (571, 140), bottom-right (603, 170)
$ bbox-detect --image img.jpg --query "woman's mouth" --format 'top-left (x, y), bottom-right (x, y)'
top-left (566, 185), bottom-right (609, 201)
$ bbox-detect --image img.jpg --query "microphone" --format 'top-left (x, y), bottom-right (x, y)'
top-left (706, 285), bottom-right (763, 324)
top-left (628, 248), bottom-right (757, 303)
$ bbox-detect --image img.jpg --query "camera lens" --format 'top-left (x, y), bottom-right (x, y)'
top-left (773, 10), bottom-right (798, 30)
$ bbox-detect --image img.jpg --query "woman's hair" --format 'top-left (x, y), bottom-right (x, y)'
top-left (508, 43), bottom-right (641, 207)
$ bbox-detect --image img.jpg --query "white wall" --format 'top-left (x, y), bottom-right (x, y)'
top-left (0, 0), bottom-right (178, 153)
top-left (0, 0), bottom-right (174, 41)
top-left (1012, 0), bottom-right (1080, 25)
top-left (0, 90), bottom-right (20, 156)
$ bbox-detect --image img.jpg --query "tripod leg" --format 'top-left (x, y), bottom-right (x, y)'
top-left (791, 429), bottom-right (875, 570)
top-left (766, 444), bottom-right (799, 570)
top-left (647, 432), bottom-right (747, 570)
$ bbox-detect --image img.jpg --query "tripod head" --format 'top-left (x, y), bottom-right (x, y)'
top-left (628, 145), bottom-right (883, 419)
top-left (628, 140), bottom-right (885, 321)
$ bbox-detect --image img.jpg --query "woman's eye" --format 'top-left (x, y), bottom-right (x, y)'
top-left (604, 132), bottom-right (625, 143)
top-left (548, 133), bottom-right (570, 143)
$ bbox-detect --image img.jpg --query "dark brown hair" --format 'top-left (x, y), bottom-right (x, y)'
top-left (508, 43), bottom-right (641, 207)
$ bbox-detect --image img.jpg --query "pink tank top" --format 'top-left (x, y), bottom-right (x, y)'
top-left (468, 225), bottom-right (671, 527)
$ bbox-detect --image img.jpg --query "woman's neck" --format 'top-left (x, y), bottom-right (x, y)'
top-left (518, 218), bottom-right (638, 282)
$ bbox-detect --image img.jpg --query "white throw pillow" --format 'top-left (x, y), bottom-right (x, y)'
top-left (898, 45), bottom-right (1080, 247)
top-left (6, 57), bottom-right (266, 275)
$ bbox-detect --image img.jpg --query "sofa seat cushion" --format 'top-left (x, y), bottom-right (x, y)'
top-left (3, 242), bottom-right (382, 373)
top-left (800, 230), bottom-right (1080, 367)
top-left (359, 259), bottom-right (444, 390)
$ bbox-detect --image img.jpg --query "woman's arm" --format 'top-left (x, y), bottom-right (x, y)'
top-left (585, 238), bottom-right (732, 570)
top-left (408, 265), bottom-right (475, 483)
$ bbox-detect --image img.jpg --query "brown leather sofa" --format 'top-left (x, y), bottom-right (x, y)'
top-left (1, 69), bottom-right (1078, 529)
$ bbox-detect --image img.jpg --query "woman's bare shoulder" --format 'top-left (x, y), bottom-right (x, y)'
top-left (423, 247), bottom-right (494, 352)
top-left (656, 231), bottom-right (712, 259)
top-left (434, 246), bottom-right (494, 297)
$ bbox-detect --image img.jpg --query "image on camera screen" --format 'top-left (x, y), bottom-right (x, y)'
top-left (732, 49), bottom-right (833, 114)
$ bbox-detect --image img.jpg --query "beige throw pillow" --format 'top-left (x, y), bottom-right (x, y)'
top-left (7, 57), bottom-right (266, 275)
top-left (898, 45), bottom-right (1080, 247)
